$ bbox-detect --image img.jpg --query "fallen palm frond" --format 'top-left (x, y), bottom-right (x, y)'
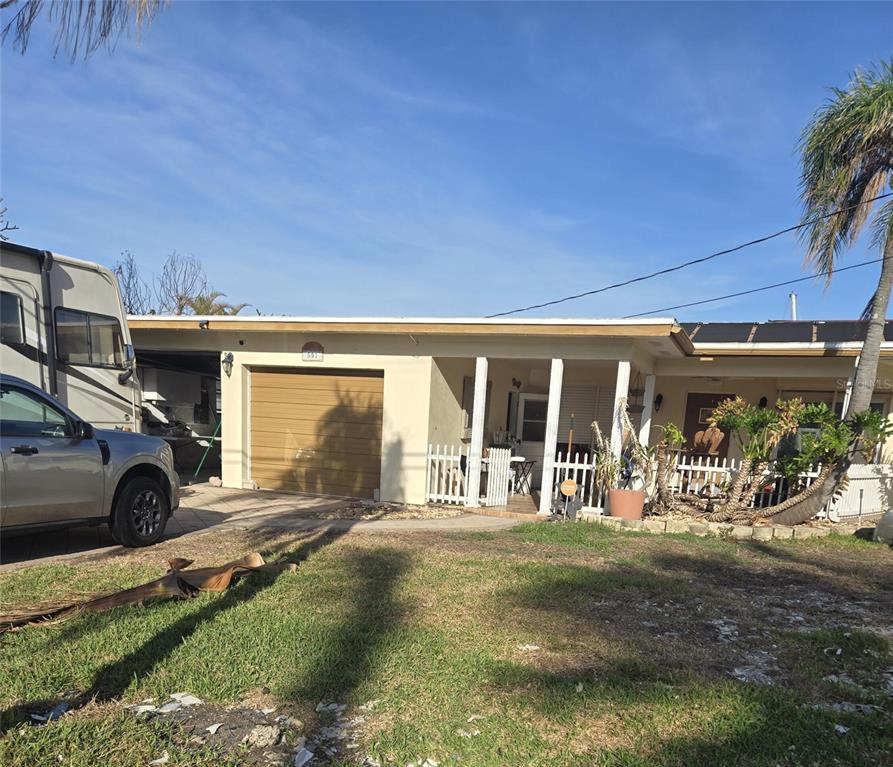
top-left (0, 552), bottom-right (296, 633)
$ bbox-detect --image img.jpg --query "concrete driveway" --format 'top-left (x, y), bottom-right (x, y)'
top-left (1, 485), bottom-right (518, 571)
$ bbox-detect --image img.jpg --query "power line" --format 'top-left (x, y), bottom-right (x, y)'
top-left (487, 191), bottom-right (893, 318)
top-left (623, 256), bottom-right (886, 318)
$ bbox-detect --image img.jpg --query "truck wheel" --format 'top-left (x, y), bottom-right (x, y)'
top-left (111, 476), bottom-right (169, 547)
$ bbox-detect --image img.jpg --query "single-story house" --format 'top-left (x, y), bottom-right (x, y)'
top-left (129, 316), bottom-right (893, 516)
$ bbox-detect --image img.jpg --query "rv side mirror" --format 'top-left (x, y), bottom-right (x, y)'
top-left (76, 421), bottom-right (95, 441)
top-left (119, 344), bottom-right (136, 384)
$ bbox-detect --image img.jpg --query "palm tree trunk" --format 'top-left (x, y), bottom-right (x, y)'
top-left (759, 463), bottom-right (836, 521)
top-left (767, 236), bottom-right (893, 526)
top-left (706, 457), bottom-right (753, 522)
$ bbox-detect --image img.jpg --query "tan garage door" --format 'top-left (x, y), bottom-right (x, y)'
top-left (250, 369), bottom-right (383, 498)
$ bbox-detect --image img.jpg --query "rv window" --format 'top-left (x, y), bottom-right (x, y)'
top-left (55, 308), bottom-right (124, 368)
top-left (90, 314), bottom-right (124, 366)
top-left (0, 291), bottom-right (24, 345)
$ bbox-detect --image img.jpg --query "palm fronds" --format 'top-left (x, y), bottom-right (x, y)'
top-left (798, 59), bottom-right (893, 278)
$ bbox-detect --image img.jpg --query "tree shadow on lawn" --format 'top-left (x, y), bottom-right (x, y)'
top-left (280, 546), bottom-right (411, 705)
top-left (484, 558), bottom-right (892, 766)
top-left (648, 544), bottom-right (893, 611)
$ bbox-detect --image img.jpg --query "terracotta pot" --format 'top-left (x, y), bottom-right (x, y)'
top-left (608, 489), bottom-right (645, 520)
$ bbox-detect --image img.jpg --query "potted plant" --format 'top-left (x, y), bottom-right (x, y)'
top-left (591, 406), bottom-right (648, 520)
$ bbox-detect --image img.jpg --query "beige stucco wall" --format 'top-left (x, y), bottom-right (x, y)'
top-left (427, 357), bottom-right (472, 447)
top-left (220, 349), bottom-right (433, 505)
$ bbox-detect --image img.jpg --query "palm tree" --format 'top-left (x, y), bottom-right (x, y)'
top-left (1, 0), bottom-right (167, 60)
top-left (769, 60), bottom-right (893, 526)
top-left (185, 291), bottom-right (249, 316)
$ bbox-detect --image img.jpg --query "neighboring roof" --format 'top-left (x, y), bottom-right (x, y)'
top-left (685, 320), bottom-right (893, 357)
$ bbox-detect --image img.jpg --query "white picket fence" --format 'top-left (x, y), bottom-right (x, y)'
top-left (668, 453), bottom-right (893, 520)
top-left (551, 450), bottom-right (606, 510)
top-left (426, 444), bottom-right (893, 520)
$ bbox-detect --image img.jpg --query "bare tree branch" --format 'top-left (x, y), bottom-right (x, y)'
top-left (1, 0), bottom-right (167, 61)
top-left (0, 199), bottom-right (18, 241)
top-left (155, 251), bottom-right (207, 315)
top-left (112, 250), bottom-right (152, 315)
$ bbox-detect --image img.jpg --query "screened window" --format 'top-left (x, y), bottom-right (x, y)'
top-left (1, 291), bottom-right (24, 345)
top-left (0, 385), bottom-right (70, 438)
top-left (520, 398), bottom-right (548, 442)
top-left (55, 308), bottom-right (124, 368)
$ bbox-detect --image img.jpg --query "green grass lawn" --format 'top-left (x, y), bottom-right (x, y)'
top-left (1, 522), bottom-right (891, 766)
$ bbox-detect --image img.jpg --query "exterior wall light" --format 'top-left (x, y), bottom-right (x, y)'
top-left (654, 393), bottom-right (663, 413)
top-left (222, 352), bottom-right (234, 378)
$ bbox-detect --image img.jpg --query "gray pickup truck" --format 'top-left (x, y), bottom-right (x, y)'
top-left (0, 374), bottom-right (179, 547)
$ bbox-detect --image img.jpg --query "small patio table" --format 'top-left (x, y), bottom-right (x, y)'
top-left (511, 458), bottom-right (536, 495)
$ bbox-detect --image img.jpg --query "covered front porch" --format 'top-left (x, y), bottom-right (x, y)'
top-left (425, 355), bottom-right (655, 515)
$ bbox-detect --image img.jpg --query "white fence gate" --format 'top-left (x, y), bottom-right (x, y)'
top-left (425, 444), bottom-right (468, 504)
top-left (485, 448), bottom-right (512, 507)
top-left (425, 445), bottom-right (516, 506)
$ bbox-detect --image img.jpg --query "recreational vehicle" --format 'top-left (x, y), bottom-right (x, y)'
top-left (0, 241), bottom-right (141, 430)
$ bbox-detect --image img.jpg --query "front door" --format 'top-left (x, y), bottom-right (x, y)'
top-left (0, 383), bottom-right (104, 527)
top-left (682, 392), bottom-right (734, 459)
top-left (518, 393), bottom-right (548, 490)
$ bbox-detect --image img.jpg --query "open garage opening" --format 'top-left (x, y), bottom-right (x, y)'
top-left (136, 349), bottom-right (222, 484)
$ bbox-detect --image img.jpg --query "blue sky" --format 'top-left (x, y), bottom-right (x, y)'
top-left (2, 1), bottom-right (892, 320)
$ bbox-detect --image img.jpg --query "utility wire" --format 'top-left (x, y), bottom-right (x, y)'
top-left (623, 256), bottom-right (886, 318)
top-left (487, 191), bottom-right (893, 318)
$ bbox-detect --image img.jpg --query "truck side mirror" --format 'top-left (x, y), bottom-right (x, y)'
top-left (76, 421), bottom-right (95, 440)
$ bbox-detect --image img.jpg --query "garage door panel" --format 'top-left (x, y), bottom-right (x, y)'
top-left (249, 369), bottom-right (383, 499)
top-left (251, 417), bottom-right (381, 442)
top-left (255, 478), bottom-right (379, 497)
top-left (250, 388), bottom-right (383, 409)
top-left (250, 402), bottom-right (383, 425)
top-left (251, 461), bottom-right (381, 483)
top-left (250, 436), bottom-right (382, 460)
top-left (249, 448), bottom-right (382, 471)
top-left (251, 417), bottom-right (381, 441)
top-left (251, 467), bottom-right (380, 497)
top-left (252, 371), bottom-right (383, 391)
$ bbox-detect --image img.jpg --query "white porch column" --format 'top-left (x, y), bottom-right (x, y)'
top-left (610, 360), bottom-right (631, 458)
top-left (465, 356), bottom-right (488, 507)
top-left (638, 374), bottom-right (656, 446)
top-left (538, 358), bottom-right (564, 515)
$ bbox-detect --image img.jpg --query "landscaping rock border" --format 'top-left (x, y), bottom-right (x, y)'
top-left (582, 513), bottom-right (839, 540)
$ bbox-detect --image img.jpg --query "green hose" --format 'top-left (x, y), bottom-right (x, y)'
top-left (192, 419), bottom-right (222, 482)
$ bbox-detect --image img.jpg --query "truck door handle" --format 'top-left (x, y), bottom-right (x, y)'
top-left (10, 445), bottom-right (39, 455)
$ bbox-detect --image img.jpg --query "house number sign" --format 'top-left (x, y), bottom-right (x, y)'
top-left (302, 342), bottom-right (324, 362)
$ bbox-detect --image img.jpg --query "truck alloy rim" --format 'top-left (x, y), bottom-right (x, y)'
top-left (132, 490), bottom-right (162, 536)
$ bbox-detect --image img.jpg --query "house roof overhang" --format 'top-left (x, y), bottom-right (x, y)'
top-left (128, 315), bottom-right (694, 354)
